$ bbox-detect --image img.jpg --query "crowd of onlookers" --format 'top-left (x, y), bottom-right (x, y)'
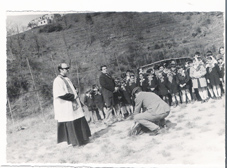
top-left (84, 47), bottom-right (225, 123)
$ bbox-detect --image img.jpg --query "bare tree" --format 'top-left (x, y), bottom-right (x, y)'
top-left (6, 20), bottom-right (17, 36)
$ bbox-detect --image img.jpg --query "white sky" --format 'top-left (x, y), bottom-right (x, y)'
top-left (5, 0), bottom-right (225, 29)
top-left (0, 0), bottom-right (226, 166)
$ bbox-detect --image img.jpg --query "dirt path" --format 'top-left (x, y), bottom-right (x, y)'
top-left (6, 98), bottom-right (225, 165)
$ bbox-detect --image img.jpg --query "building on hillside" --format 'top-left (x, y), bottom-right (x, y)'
top-left (28, 14), bottom-right (60, 29)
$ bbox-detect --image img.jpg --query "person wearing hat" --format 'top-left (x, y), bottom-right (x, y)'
top-left (129, 86), bottom-right (170, 136)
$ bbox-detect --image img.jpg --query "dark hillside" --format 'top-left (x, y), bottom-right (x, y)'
top-left (6, 12), bottom-right (224, 119)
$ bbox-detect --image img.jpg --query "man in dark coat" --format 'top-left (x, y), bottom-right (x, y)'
top-left (99, 65), bottom-right (118, 125)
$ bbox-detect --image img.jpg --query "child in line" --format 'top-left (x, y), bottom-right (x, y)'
top-left (92, 85), bottom-right (106, 120)
top-left (189, 52), bottom-right (208, 103)
top-left (177, 65), bottom-right (192, 105)
top-left (205, 56), bottom-right (222, 99)
top-left (216, 47), bottom-right (225, 94)
top-left (156, 71), bottom-right (170, 105)
top-left (167, 64), bottom-right (180, 107)
top-left (146, 68), bottom-right (158, 94)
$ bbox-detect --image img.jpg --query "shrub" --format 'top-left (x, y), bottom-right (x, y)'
top-left (196, 27), bottom-right (201, 33)
top-left (192, 33), bottom-right (197, 37)
top-left (85, 14), bottom-right (93, 24)
top-left (206, 19), bottom-right (211, 24)
top-left (90, 36), bottom-right (96, 44)
top-left (186, 15), bottom-right (191, 20)
top-left (154, 44), bottom-right (160, 49)
top-left (40, 84), bottom-right (52, 102)
top-left (39, 24), bottom-right (63, 33)
top-left (7, 76), bottom-right (30, 101)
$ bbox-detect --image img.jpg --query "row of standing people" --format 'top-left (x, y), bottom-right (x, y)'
top-left (84, 48), bottom-right (225, 124)
top-left (135, 52), bottom-right (224, 106)
top-left (84, 83), bottom-right (133, 123)
top-left (135, 50), bottom-right (225, 106)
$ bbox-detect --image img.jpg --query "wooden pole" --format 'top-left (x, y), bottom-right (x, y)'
top-left (61, 31), bottom-right (81, 94)
top-left (114, 53), bottom-right (121, 72)
top-left (7, 96), bottom-right (15, 125)
top-left (102, 47), bottom-right (108, 65)
top-left (61, 31), bottom-right (71, 66)
top-left (26, 57), bottom-right (45, 121)
top-left (75, 62), bottom-right (80, 95)
top-left (50, 53), bottom-right (57, 76)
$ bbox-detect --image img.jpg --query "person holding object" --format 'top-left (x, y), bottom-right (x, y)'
top-left (99, 65), bottom-right (119, 125)
top-left (129, 87), bottom-right (170, 136)
top-left (53, 63), bottom-right (91, 147)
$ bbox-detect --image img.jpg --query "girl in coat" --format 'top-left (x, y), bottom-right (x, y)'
top-left (92, 85), bottom-right (105, 120)
top-left (189, 55), bottom-right (208, 103)
top-left (84, 90), bottom-right (98, 123)
top-left (217, 56), bottom-right (225, 94)
top-left (126, 74), bottom-right (137, 96)
top-left (177, 65), bottom-right (192, 104)
top-left (121, 73), bottom-right (134, 115)
top-left (156, 71), bottom-right (170, 105)
top-left (146, 71), bottom-right (158, 94)
top-left (167, 65), bottom-right (180, 107)
top-left (185, 61), bottom-right (196, 102)
top-left (205, 56), bottom-right (222, 99)
top-left (136, 73), bottom-right (148, 91)
top-left (216, 47), bottom-right (225, 94)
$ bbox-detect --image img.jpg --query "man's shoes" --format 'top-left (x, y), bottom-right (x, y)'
top-left (103, 120), bottom-right (113, 126)
top-left (129, 122), bottom-right (142, 136)
top-left (149, 128), bottom-right (160, 136)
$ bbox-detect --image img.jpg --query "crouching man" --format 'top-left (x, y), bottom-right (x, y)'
top-left (130, 87), bottom-right (170, 136)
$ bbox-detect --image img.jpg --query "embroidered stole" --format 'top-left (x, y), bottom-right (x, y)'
top-left (59, 75), bottom-right (81, 111)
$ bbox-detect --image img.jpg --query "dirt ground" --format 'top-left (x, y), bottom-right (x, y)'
top-left (6, 97), bottom-right (225, 167)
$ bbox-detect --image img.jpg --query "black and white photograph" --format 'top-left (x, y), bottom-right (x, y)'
top-left (1, 0), bottom-right (225, 167)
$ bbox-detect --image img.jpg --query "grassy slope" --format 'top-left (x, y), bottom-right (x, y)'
top-left (7, 12), bottom-right (224, 119)
top-left (7, 97), bottom-right (225, 165)
top-left (6, 12), bottom-right (225, 165)
top-left (8, 12), bottom-right (224, 85)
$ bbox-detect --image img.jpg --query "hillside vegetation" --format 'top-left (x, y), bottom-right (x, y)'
top-left (6, 12), bottom-right (224, 120)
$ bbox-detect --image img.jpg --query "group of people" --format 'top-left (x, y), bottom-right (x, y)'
top-left (84, 48), bottom-right (225, 124)
top-left (135, 49), bottom-right (225, 105)
top-left (52, 47), bottom-right (225, 147)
